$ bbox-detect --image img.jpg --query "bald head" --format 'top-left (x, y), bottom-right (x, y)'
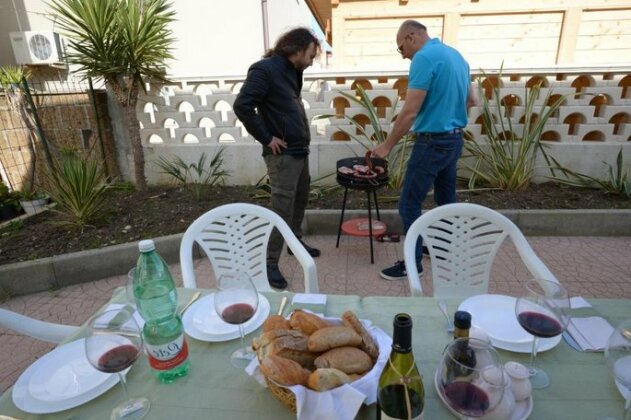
top-left (398, 20), bottom-right (427, 37)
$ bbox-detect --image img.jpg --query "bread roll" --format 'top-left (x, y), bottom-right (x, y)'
top-left (259, 355), bottom-right (310, 386)
top-left (258, 335), bottom-right (319, 369)
top-left (263, 315), bottom-right (291, 332)
top-left (341, 310), bottom-right (379, 361)
top-left (307, 326), bottom-right (362, 352)
top-left (289, 309), bottom-right (331, 335)
top-left (314, 346), bottom-right (373, 374)
top-left (253, 329), bottom-right (306, 351)
top-left (307, 368), bottom-right (352, 391)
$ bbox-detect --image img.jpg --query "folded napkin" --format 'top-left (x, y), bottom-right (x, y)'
top-left (566, 316), bottom-right (614, 352)
top-left (246, 319), bottom-right (392, 420)
top-left (292, 293), bottom-right (327, 316)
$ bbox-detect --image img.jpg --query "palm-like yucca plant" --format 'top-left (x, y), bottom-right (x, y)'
top-left (548, 148), bottom-right (631, 198)
top-left (155, 149), bottom-right (230, 200)
top-left (44, 155), bottom-right (110, 230)
top-left (315, 85), bottom-right (414, 189)
top-left (48, 0), bottom-right (176, 191)
top-left (464, 67), bottom-right (583, 191)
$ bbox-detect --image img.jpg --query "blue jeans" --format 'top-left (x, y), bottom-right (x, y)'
top-left (398, 131), bottom-right (464, 263)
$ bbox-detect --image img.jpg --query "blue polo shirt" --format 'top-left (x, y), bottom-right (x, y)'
top-left (408, 38), bottom-right (470, 133)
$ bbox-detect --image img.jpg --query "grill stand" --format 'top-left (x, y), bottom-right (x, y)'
top-left (335, 186), bottom-right (383, 264)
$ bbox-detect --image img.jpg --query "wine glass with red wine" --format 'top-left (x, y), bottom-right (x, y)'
top-left (515, 278), bottom-right (570, 390)
top-left (214, 271), bottom-right (259, 368)
top-left (437, 337), bottom-right (506, 419)
top-left (85, 307), bottom-right (150, 420)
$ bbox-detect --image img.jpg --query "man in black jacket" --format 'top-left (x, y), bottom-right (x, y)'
top-left (234, 27), bottom-right (321, 290)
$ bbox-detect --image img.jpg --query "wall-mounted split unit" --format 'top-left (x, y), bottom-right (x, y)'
top-left (9, 31), bottom-right (65, 66)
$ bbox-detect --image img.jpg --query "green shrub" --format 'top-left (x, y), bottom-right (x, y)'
top-left (43, 155), bottom-right (110, 230)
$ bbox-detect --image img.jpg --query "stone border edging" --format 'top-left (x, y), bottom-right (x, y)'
top-left (1, 209), bottom-right (630, 297)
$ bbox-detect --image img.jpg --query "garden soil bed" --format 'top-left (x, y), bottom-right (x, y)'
top-left (1, 182), bottom-right (629, 265)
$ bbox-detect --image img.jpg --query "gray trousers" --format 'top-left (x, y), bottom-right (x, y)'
top-left (263, 154), bottom-right (310, 266)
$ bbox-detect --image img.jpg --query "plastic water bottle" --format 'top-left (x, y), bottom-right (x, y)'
top-left (134, 239), bottom-right (190, 383)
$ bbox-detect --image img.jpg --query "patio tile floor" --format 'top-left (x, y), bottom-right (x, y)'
top-left (1, 234), bottom-right (630, 393)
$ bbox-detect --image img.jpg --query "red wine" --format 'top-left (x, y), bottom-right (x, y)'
top-left (377, 384), bottom-right (424, 419)
top-left (443, 381), bottom-right (490, 417)
top-left (97, 344), bottom-right (139, 373)
top-left (517, 311), bottom-right (563, 338)
top-left (221, 303), bottom-right (255, 324)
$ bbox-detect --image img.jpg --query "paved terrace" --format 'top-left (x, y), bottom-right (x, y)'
top-left (1, 234), bottom-right (630, 393)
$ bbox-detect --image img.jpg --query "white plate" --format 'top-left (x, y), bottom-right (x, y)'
top-left (459, 294), bottom-right (562, 353)
top-left (434, 369), bottom-right (533, 420)
top-left (182, 293), bottom-right (270, 342)
top-left (13, 339), bottom-right (122, 414)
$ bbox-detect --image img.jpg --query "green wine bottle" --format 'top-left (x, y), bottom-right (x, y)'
top-left (377, 313), bottom-right (425, 419)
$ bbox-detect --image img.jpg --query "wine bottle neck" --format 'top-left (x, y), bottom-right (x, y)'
top-left (454, 327), bottom-right (470, 339)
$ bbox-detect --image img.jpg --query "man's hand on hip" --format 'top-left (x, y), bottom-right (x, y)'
top-left (268, 136), bottom-right (287, 155)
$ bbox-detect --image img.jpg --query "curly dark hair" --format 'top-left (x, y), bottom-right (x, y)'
top-left (264, 27), bottom-right (321, 58)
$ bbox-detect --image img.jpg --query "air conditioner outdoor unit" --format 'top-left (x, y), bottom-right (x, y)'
top-left (9, 31), bottom-right (65, 66)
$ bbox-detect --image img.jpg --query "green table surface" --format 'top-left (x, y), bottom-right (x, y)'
top-left (1, 289), bottom-right (629, 419)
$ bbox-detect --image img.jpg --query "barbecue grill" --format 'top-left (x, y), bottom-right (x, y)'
top-left (335, 154), bottom-right (389, 264)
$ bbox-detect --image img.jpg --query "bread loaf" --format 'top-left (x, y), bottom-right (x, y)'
top-left (342, 310), bottom-right (379, 361)
top-left (258, 335), bottom-right (319, 369)
top-left (314, 346), bottom-right (373, 374)
top-left (307, 326), bottom-right (362, 352)
top-left (263, 315), bottom-right (291, 332)
top-left (307, 368), bottom-right (352, 391)
top-left (290, 309), bottom-right (331, 335)
top-left (260, 355), bottom-right (310, 386)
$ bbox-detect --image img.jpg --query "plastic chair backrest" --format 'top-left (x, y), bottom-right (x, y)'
top-left (180, 203), bottom-right (319, 293)
top-left (404, 203), bottom-right (559, 297)
top-left (0, 308), bottom-right (79, 344)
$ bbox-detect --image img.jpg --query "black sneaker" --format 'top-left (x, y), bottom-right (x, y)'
top-left (287, 239), bottom-right (321, 258)
top-left (266, 265), bottom-right (288, 290)
top-left (422, 245), bottom-right (430, 255)
top-left (380, 260), bottom-right (423, 281)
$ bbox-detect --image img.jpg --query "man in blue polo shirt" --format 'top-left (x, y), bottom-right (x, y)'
top-left (372, 20), bottom-right (477, 280)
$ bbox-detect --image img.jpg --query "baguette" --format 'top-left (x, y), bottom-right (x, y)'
top-left (314, 346), bottom-right (373, 374)
top-left (307, 368), bottom-right (352, 391)
top-left (307, 326), bottom-right (362, 352)
top-left (341, 310), bottom-right (379, 361)
top-left (259, 355), bottom-right (310, 386)
top-left (289, 309), bottom-right (332, 335)
top-left (259, 335), bottom-right (319, 369)
top-left (262, 315), bottom-right (291, 332)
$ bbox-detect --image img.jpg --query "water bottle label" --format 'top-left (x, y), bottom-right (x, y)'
top-left (145, 334), bottom-right (189, 371)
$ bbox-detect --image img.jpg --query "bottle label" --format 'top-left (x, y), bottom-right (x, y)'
top-left (379, 410), bottom-right (423, 420)
top-left (145, 334), bottom-right (189, 371)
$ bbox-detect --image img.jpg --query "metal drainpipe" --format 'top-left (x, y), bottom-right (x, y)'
top-left (261, 0), bottom-right (270, 52)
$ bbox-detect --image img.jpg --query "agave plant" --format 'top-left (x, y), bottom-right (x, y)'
top-left (314, 85), bottom-right (414, 189)
top-left (548, 148), bottom-right (631, 198)
top-left (463, 67), bottom-right (585, 191)
top-left (48, 0), bottom-right (176, 191)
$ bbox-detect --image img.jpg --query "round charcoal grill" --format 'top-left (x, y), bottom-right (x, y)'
top-left (335, 155), bottom-right (389, 264)
top-left (336, 156), bottom-right (389, 190)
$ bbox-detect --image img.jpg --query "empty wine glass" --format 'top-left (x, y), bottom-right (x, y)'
top-left (437, 337), bottom-right (505, 419)
top-left (604, 319), bottom-right (631, 420)
top-left (515, 278), bottom-right (571, 390)
top-left (126, 268), bottom-right (137, 308)
top-left (214, 271), bottom-right (259, 368)
top-left (85, 308), bottom-right (150, 420)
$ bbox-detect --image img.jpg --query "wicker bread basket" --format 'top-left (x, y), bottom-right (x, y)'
top-left (265, 377), bottom-right (297, 412)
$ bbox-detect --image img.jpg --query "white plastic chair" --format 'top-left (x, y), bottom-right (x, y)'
top-left (0, 308), bottom-right (79, 344)
top-left (180, 203), bottom-right (319, 293)
top-left (404, 203), bottom-right (559, 297)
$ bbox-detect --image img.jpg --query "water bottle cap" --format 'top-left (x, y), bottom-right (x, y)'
top-left (138, 239), bottom-right (155, 253)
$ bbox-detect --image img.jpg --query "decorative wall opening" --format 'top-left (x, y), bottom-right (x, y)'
top-left (582, 131), bottom-right (605, 141)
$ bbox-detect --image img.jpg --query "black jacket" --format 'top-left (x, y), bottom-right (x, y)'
top-left (233, 54), bottom-right (310, 156)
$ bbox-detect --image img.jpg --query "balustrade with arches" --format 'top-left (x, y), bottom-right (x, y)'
top-left (135, 68), bottom-right (631, 185)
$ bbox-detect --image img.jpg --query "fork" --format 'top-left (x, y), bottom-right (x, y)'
top-left (437, 300), bottom-right (455, 333)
